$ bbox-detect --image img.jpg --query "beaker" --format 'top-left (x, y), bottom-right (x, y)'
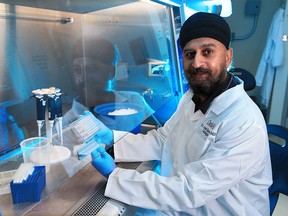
top-left (20, 137), bottom-right (51, 173)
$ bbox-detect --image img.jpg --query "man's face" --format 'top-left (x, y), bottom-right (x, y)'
top-left (182, 37), bottom-right (232, 98)
top-left (72, 57), bottom-right (115, 91)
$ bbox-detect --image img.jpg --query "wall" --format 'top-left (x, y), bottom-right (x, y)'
top-left (226, 0), bottom-right (283, 119)
top-left (269, 0), bottom-right (288, 126)
top-left (228, 2), bottom-right (288, 213)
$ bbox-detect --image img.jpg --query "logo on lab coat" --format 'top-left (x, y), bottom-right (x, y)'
top-left (201, 120), bottom-right (216, 136)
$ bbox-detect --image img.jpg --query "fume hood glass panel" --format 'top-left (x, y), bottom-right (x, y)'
top-left (0, 1), bottom-right (180, 170)
top-left (0, 7), bottom-right (83, 163)
top-left (80, 1), bottom-right (179, 126)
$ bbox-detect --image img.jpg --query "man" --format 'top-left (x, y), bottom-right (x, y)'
top-left (91, 12), bottom-right (272, 215)
top-left (71, 38), bottom-right (117, 109)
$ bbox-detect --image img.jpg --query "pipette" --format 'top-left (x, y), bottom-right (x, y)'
top-left (56, 93), bottom-right (63, 146)
top-left (51, 92), bottom-right (64, 146)
top-left (48, 95), bottom-right (56, 143)
top-left (31, 87), bottom-right (71, 166)
top-left (35, 95), bottom-right (47, 137)
top-left (32, 87), bottom-right (62, 140)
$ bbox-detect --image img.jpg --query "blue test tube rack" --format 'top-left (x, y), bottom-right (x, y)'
top-left (10, 166), bottom-right (46, 204)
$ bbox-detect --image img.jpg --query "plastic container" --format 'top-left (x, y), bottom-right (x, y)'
top-left (0, 169), bottom-right (17, 195)
top-left (20, 137), bottom-right (51, 173)
top-left (10, 166), bottom-right (46, 203)
top-left (94, 103), bottom-right (144, 133)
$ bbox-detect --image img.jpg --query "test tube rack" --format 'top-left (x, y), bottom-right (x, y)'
top-left (10, 166), bottom-right (46, 204)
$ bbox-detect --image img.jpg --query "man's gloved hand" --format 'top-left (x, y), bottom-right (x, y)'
top-left (91, 146), bottom-right (116, 178)
top-left (92, 117), bottom-right (114, 147)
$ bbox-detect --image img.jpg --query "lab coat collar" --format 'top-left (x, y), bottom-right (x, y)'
top-left (209, 81), bottom-right (246, 115)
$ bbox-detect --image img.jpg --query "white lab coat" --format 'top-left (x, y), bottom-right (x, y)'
top-left (105, 82), bottom-right (272, 216)
top-left (255, 7), bottom-right (284, 109)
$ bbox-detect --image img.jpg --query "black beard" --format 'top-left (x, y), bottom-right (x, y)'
top-left (185, 67), bottom-right (227, 96)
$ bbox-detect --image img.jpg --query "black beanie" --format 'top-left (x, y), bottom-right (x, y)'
top-left (179, 12), bottom-right (231, 50)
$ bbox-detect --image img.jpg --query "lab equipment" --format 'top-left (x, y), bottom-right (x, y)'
top-left (35, 94), bottom-right (47, 137)
top-left (142, 88), bottom-right (154, 101)
top-left (267, 124), bottom-right (288, 215)
top-left (31, 87), bottom-right (71, 165)
top-left (10, 166), bottom-right (46, 204)
top-left (94, 102), bottom-right (144, 133)
top-left (77, 139), bottom-right (100, 161)
top-left (91, 146), bottom-right (116, 178)
top-left (55, 93), bottom-right (63, 145)
top-left (48, 96), bottom-right (56, 145)
top-left (0, 169), bottom-right (17, 195)
top-left (20, 137), bottom-right (51, 173)
top-left (147, 59), bottom-right (167, 77)
top-left (12, 163), bottom-right (34, 183)
top-left (53, 110), bottom-right (113, 161)
top-left (32, 87), bottom-right (62, 140)
top-left (48, 92), bottom-right (64, 145)
top-left (71, 111), bottom-right (101, 141)
top-left (70, 111), bottom-right (102, 160)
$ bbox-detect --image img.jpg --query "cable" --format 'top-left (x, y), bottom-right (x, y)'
top-left (232, 15), bottom-right (258, 41)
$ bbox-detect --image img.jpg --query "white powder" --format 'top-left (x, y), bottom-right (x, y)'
top-left (108, 108), bottom-right (138, 116)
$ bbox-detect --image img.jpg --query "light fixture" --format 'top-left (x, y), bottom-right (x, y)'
top-left (203, 0), bottom-right (232, 17)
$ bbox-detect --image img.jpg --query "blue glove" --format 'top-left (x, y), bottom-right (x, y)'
top-left (93, 118), bottom-right (114, 147)
top-left (82, 111), bottom-right (113, 147)
top-left (91, 146), bottom-right (116, 178)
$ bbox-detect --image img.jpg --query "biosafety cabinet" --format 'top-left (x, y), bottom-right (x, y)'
top-left (0, 1), bottom-right (183, 215)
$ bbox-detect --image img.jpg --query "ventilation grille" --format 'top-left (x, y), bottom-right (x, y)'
top-left (117, 162), bottom-right (141, 169)
top-left (72, 183), bottom-right (108, 216)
